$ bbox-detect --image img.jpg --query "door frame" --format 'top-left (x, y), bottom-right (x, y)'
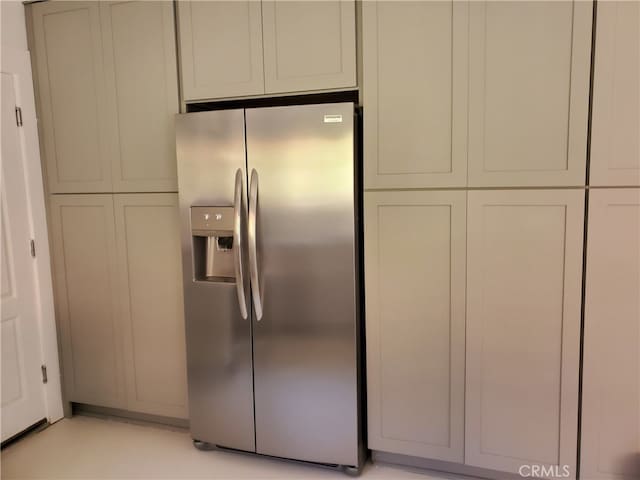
top-left (1, 46), bottom-right (64, 424)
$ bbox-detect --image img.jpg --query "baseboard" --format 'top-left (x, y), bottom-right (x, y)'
top-left (72, 402), bottom-right (189, 430)
top-left (372, 450), bottom-right (522, 480)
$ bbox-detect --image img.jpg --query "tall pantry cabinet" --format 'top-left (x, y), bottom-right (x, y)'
top-left (363, 0), bottom-right (591, 477)
top-left (580, 2), bottom-right (640, 479)
top-left (28, 1), bottom-right (187, 419)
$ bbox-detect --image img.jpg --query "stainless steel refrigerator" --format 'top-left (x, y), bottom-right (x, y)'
top-left (175, 102), bottom-right (362, 472)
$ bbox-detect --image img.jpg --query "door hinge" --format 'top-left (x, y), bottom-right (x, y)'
top-left (15, 106), bottom-right (23, 127)
top-left (41, 365), bottom-right (48, 384)
top-left (30, 239), bottom-right (36, 258)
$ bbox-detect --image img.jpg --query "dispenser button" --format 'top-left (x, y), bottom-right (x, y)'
top-left (215, 213), bottom-right (222, 221)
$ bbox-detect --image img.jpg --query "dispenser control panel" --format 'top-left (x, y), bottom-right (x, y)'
top-left (191, 206), bottom-right (234, 235)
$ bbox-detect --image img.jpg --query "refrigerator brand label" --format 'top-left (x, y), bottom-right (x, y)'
top-left (323, 114), bottom-right (343, 123)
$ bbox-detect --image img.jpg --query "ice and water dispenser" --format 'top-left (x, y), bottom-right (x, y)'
top-left (187, 170), bottom-right (248, 320)
top-left (191, 206), bottom-right (236, 281)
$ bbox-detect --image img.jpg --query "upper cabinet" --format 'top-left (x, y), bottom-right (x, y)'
top-left (176, 0), bottom-right (356, 101)
top-left (363, 0), bottom-right (592, 189)
top-left (262, 0), bottom-right (356, 94)
top-left (363, 1), bottom-right (468, 189)
top-left (31, 2), bottom-right (112, 193)
top-left (590, 1), bottom-right (640, 187)
top-left (100, 1), bottom-right (179, 192)
top-left (467, 1), bottom-right (592, 187)
top-left (177, 1), bottom-right (265, 100)
top-left (30, 1), bottom-right (179, 193)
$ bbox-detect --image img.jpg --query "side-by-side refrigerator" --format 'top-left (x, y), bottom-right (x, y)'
top-left (175, 103), bottom-right (362, 471)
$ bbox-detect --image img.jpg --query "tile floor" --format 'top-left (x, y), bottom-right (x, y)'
top-left (1, 415), bottom-right (464, 479)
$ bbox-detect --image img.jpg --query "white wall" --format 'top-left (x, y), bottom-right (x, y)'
top-left (1, 0), bottom-right (29, 53)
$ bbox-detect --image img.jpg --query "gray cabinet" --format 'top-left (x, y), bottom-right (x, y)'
top-left (467, 1), bottom-right (592, 187)
top-left (31, 2), bottom-right (112, 193)
top-left (465, 190), bottom-right (584, 475)
top-left (114, 194), bottom-right (187, 419)
top-left (262, 0), bottom-right (356, 94)
top-left (364, 189), bottom-right (585, 475)
top-left (362, 3), bottom-right (591, 475)
top-left (581, 189), bottom-right (640, 480)
top-left (364, 191), bottom-right (466, 463)
top-left (176, 0), bottom-right (356, 101)
top-left (362, 0), bottom-right (592, 189)
top-left (176, 1), bottom-right (264, 100)
top-left (100, 1), bottom-right (179, 192)
top-left (32, 0), bottom-right (185, 421)
top-left (30, 1), bottom-right (179, 193)
top-left (362, 1), bottom-right (468, 189)
top-left (49, 195), bottom-right (126, 408)
top-left (590, 1), bottom-right (640, 186)
top-left (50, 194), bottom-right (187, 419)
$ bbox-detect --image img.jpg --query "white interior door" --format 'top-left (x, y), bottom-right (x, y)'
top-left (1, 72), bottom-right (47, 442)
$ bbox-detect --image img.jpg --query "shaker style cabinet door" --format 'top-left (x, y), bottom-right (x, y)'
top-left (49, 195), bottom-right (126, 409)
top-left (31, 2), bottom-right (113, 193)
top-left (467, 1), bottom-right (592, 187)
top-left (363, 1), bottom-right (468, 189)
top-left (581, 189), bottom-right (640, 480)
top-left (590, 2), bottom-right (640, 186)
top-left (100, 1), bottom-right (180, 192)
top-left (113, 194), bottom-right (188, 419)
top-left (177, 1), bottom-right (265, 100)
top-left (261, 0), bottom-right (356, 93)
top-left (364, 191), bottom-right (466, 462)
top-left (465, 190), bottom-right (584, 475)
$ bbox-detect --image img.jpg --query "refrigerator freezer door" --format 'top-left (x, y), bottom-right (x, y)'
top-left (245, 103), bottom-right (359, 466)
top-left (176, 110), bottom-right (255, 452)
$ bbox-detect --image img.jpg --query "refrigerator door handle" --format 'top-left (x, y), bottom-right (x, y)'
top-left (233, 169), bottom-right (248, 320)
top-left (248, 168), bottom-right (263, 321)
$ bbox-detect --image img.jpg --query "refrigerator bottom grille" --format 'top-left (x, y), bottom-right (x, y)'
top-left (193, 439), bottom-right (361, 475)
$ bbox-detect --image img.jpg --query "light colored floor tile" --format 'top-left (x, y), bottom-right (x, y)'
top-left (1, 416), bottom-right (458, 480)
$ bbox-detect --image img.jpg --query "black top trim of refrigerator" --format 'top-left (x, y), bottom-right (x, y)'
top-left (185, 90), bottom-right (359, 113)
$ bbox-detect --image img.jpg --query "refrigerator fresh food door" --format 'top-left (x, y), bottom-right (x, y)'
top-left (245, 103), bottom-right (359, 466)
top-left (176, 109), bottom-right (255, 452)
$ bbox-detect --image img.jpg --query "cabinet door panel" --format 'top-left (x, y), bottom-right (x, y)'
top-left (581, 189), bottom-right (640, 479)
top-left (468, 1), bottom-right (592, 187)
top-left (465, 190), bottom-right (584, 475)
top-left (177, 0), bottom-right (264, 100)
top-left (365, 191), bottom-right (466, 462)
top-left (31, 2), bottom-right (112, 193)
top-left (114, 194), bottom-right (187, 419)
top-left (590, 2), bottom-right (640, 186)
top-left (49, 195), bottom-right (125, 408)
top-left (363, 1), bottom-right (468, 189)
top-left (262, 0), bottom-right (356, 93)
top-left (101, 1), bottom-right (179, 192)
